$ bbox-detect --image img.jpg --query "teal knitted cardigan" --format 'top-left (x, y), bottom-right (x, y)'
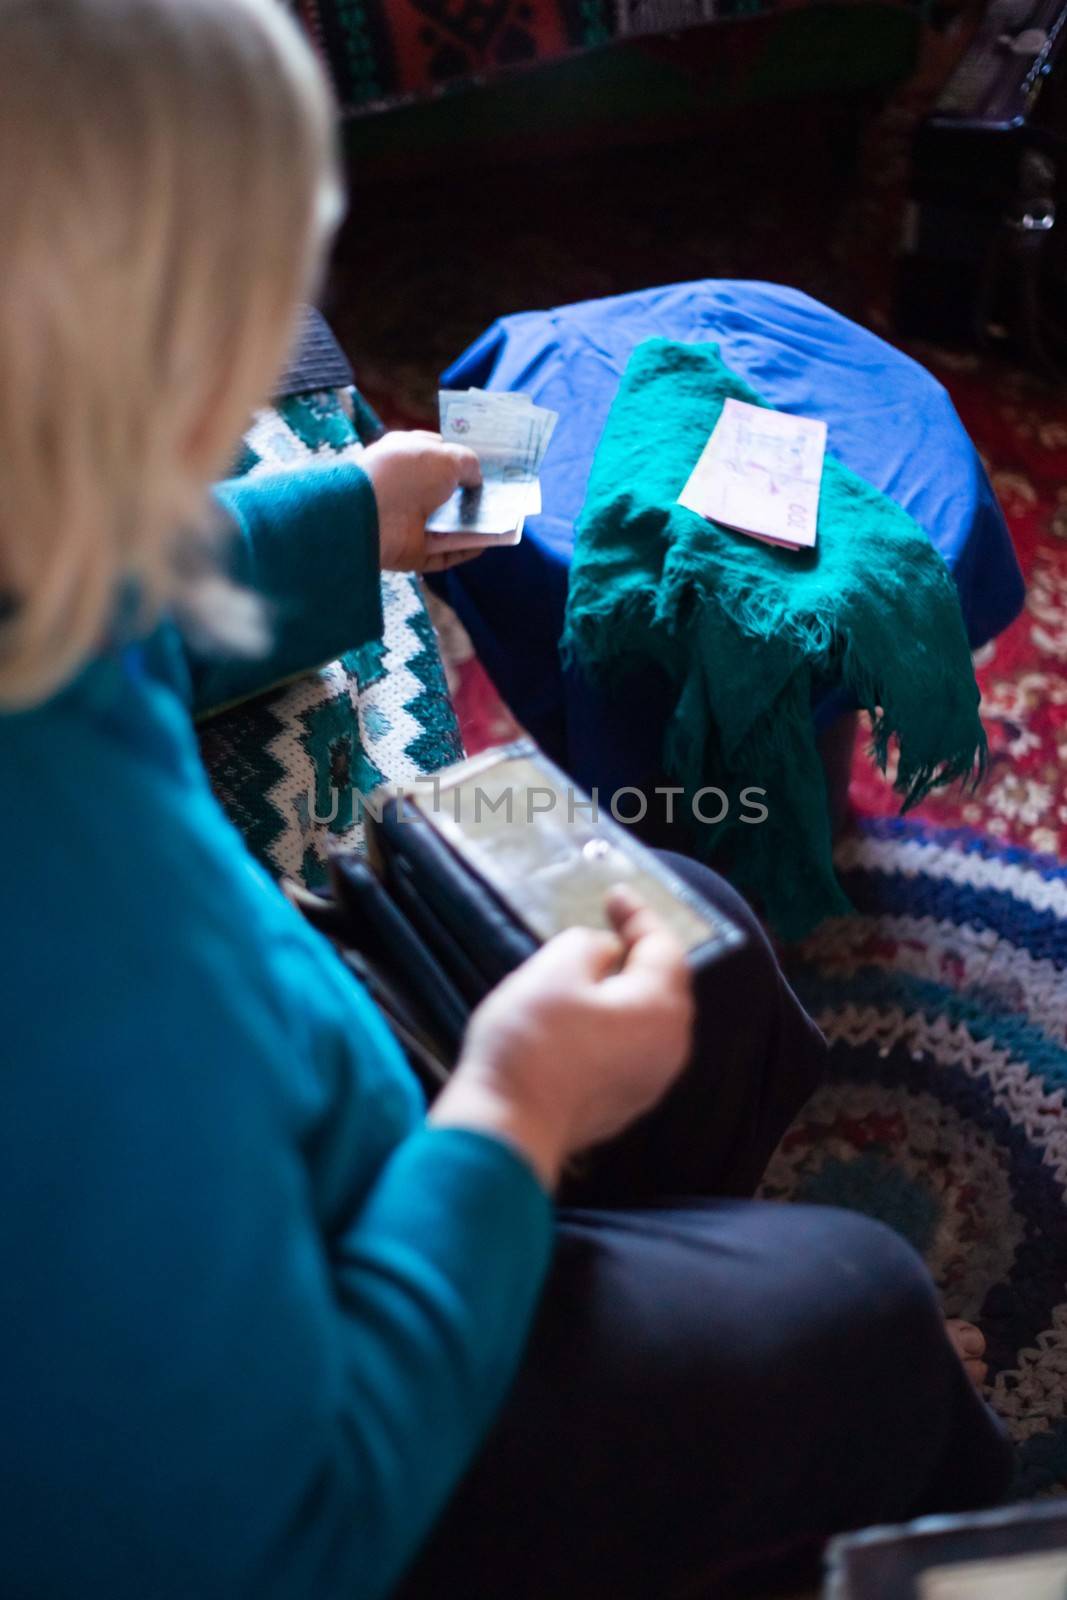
top-left (0, 464), bottom-right (552, 1599)
top-left (563, 340), bottom-right (985, 938)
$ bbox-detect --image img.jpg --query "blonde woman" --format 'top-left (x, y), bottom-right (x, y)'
top-left (0, 2), bottom-right (1009, 1597)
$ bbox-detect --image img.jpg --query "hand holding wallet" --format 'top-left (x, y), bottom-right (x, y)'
top-left (296, 741), bottom-right (747, 1095)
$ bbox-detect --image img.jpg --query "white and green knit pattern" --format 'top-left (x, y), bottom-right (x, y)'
top-left (198, 391), bottom-right (464, 887)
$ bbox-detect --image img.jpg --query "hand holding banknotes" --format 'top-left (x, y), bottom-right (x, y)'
top-left (427, 388), bottom-right (559, 553)
top-left (361, 430), bottom-right (484, 573)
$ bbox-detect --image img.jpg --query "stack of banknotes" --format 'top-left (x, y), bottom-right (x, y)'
top-left (427, 388), bottom-right (558, 552)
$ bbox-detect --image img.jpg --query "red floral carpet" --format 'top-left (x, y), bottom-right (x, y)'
top-left (851, 352), bottom-right (1067, 850)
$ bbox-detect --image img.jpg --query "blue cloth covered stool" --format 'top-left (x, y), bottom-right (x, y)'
top-left (436, 281), bottom-right (1025, 801)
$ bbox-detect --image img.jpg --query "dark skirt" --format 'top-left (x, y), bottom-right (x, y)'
top-left (397, 854), bottom-right (1013, 1600)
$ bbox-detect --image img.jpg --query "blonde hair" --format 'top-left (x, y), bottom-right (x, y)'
top-left (0, 0), bottom-right (343, 707)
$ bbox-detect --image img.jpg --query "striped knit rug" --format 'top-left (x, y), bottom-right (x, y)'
top-left (762, 817), bottom-right (1067, 1497)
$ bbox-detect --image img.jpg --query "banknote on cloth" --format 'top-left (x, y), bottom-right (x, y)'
top-left (427, 389), bottom-right (557, 551)
top-left (678, 398), bottom-right (826, 551)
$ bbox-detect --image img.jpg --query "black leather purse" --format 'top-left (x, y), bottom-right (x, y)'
top-left (291, 742), bottom-right (747, 1096)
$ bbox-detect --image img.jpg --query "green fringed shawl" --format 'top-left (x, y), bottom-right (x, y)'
top-left (562, 340), bottom-right (985, 939)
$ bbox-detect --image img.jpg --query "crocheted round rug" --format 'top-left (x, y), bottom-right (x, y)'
top-left (761, 816), bottom-right (1067, 1497)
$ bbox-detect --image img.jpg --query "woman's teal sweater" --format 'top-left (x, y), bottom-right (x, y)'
top-left (0, 463), bottom-right (552, 1599)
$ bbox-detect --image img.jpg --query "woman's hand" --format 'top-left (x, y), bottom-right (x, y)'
top-left (429, 889), bottom-right (695, 1190)
top-left (361, 430), bottom-right (482, 574)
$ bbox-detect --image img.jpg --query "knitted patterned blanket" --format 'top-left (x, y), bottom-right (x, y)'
top-left (563, 340), bottom-right (985, 938)
top-left (199, 390), bottom-right (463, 887)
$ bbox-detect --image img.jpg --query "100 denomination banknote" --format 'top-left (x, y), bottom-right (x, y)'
top-left (677, 398), bottom-right (826, 551)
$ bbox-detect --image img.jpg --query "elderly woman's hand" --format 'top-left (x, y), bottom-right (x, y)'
top-left (430, 889), bottom-right (696, 1190)
top-left (361, 430), bottom-right (482, 574)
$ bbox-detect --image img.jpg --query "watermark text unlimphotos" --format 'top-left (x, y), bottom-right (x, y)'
top-left (306, 778), bottom-right (769, 829)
